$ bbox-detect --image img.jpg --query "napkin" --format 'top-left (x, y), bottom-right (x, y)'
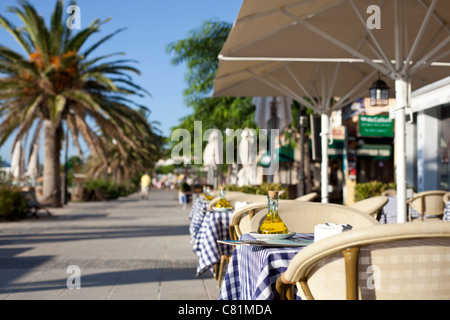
top-left (314, 223), bottom-right (352, 242)
top-left (235, 201), bottom-right (251, 210)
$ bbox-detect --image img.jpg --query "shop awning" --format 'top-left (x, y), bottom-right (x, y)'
top-left (258, 145), bottom-right (295, 167)
top-left (356, 144), bottom-right (392, 160)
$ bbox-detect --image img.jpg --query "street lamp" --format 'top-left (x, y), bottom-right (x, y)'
top-left (369, 74), bottom-right (390, 106)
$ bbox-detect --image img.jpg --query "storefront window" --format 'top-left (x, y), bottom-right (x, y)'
top-left (439, 105), bottom-right (450, 190)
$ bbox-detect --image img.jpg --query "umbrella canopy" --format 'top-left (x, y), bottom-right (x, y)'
top-left (213, 0), bottom-right (450, 221)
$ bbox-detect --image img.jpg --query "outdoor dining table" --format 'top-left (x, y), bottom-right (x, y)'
top-left (189, 196), bottom-right (210, 243)
top-left (219, 233), bottom-right (314, 300)
top-left (445, 201), bottom-right (450, 222)
top-left (191, 206), bottom-right (234, 278)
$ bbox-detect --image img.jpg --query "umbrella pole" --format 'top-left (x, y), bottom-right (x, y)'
top-left (320, 113), bottom-right (329, 203)
top-left (395, 78), bottom-right (408, 223)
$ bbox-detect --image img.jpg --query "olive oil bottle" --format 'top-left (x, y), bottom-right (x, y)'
top-left (258, 191), bottom-right (288, 234)
top-left (215, 187), bottom-right (232, 209)
top-left (203, 186), bottom-right (213, 201)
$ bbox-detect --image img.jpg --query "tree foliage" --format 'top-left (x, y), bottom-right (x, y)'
top-left (166, 19), bottom-right (256, 159)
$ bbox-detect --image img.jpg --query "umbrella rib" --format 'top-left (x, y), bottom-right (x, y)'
top-left (282, 63), bottom-right (320, 109)
top-left (279, 8), bottom-right (392, 78)
top-left (330, 69), bottom-right (378, 113)
top-left (247, 69), bottom-right (319, 113)
top-left (348, 0), bottom-right (396, 75)
top-left (325, 63), bottom-right (341, 110)
top-left (402, 0), bottom-right (438, 75)
top-left (409, 36), bottom-right (450, 74)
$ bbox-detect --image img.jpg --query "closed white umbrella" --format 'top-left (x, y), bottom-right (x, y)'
top-left (26, 141), bottom-right (40, 184)
top-left (253, 96), bottom-right (293, 132)
top-left (203, 130), bottom-right (223, 188)
top-left (10, 140), bottom-right (23, 183)
top-left (214, 0), bottom-right (450, 220)
top-left (237, 128), bottom-right (257, 186)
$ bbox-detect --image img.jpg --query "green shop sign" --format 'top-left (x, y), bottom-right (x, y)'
top-left (359, 115), bottom-right (393, 137)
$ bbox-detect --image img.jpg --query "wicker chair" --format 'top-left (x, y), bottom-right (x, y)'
top-left (207, 192), bottom-right (267, 210)
top-left (295, 192), bottom-right (318, 202)
top-left (250, 201), bottom-right (379, 234)
top-left (381, 189), bottom-right (396, 197)
top-left (349, 196), bottom-right (389, 221)
top-left (276, 221), bottom-right (450, 300)
top-left (443, 192), bottom-right (450, 203)
top-left (407, 190), bottom-right (447, 221)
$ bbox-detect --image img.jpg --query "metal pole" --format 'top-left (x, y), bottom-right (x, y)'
top-left (321, 113), bottom-right (329, 203)
top-left (395, 78), bottom-right (408, 223)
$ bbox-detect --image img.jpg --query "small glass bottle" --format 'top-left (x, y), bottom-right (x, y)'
top-left (204, 186), bottom-right (213, 201)
top-left (215, 187), bottom-right (231, 208)
top-left (258, 191), bottom-right (288, 234)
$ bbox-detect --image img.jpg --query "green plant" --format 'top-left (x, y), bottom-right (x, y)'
top-left (85, 179), bottom-right (129, 200)
top-left (354, 181), bottom-right (396, 202)
top-left (0, 186), bottom-right (28, 221)
top-left (224, 183), bottom-right (289, 199)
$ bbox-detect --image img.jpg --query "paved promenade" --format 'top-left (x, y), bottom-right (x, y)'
top-left (0, 189), bottom-right (220, 300)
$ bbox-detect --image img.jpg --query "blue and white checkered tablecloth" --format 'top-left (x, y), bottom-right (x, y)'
top-left (219, 233), bottom-right (314, 300)
top-left (193, 209), bottom-right (234, 277)
top-left (189, 197), bottom-right (210, 243)
top-left (445, 202), bottom-right (450, 222)
top-left (380, 196), bottom-right (422, 224)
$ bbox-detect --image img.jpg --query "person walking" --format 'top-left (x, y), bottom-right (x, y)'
top-left (140, 172), bottom-right (151, 200)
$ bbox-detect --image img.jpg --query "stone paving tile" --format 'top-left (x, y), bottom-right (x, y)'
top-left (0, 190), bottom-right (220, 300)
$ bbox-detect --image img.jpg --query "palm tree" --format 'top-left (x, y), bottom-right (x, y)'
top-left (86, 111), bottom-right (162, 185)
top-left (0, 0), bottom-right (153, 206)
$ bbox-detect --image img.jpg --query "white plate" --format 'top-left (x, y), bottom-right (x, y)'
top-left (249, 232), bottom-right (296, 240)
top-left (212, 207), bottom-right (233, 212)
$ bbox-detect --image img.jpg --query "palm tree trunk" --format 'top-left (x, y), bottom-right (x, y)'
top-left (43, 120), bottom-right (62, 207)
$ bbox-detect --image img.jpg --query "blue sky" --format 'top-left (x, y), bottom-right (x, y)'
top-left (0, 0), bottom-right (243, 164)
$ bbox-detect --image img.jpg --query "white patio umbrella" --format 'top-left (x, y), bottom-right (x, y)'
top-left (214, 0), bottom-right (450, 221)
top-left (10, 140), bottom-right (23, 183)
top-left (26, 141), bottom-right (40, 184)
top-left (237, 128), bottom-right (257, 186)
top-left (215, 58), bottom-right (383, 203)
top-left (253, 96), bottom-right (293, 132)
top-left (203, 130), bottom-right (223, 188)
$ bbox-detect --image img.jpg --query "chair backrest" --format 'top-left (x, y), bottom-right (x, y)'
top-left (250, 200), bottom-right (379, 234)
top-left (349, 196), bottom-right (388, 221)
top-left (295, 192), bottom-right (318, 202)
top-left (283, 221), bottom-right (450, 300)
top-left (407, 190), bottom-right (447, 219)
top-left (443, 192), bottom-right (450, 203)
top-left (381, 189), bottom-right (396, 197)
top-left (229, 202), bottom-right (267, 240)
top-left (208, 192), bottom-right (267, 210)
